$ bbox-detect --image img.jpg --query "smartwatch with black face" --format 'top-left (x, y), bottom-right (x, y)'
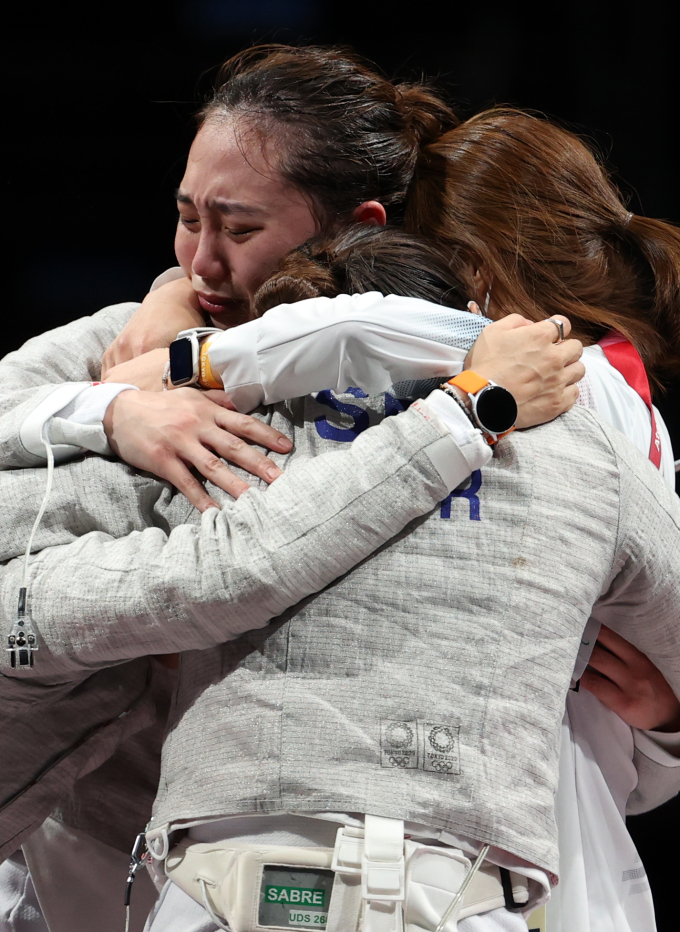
top-left (169, 328), bottom-right (221, 387)
top-left (443, 371), bottom-right (518, 443)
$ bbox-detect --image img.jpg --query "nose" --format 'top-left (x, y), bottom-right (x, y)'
top-left (191, 227), bottom-right (230, 289)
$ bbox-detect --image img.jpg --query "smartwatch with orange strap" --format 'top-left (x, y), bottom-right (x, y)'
top-left (440, 371), bottom-right (517, 444)
top-left (169, 328), bottom-right (223, 389)
top-left (198, 338), bottom-right (223, 389)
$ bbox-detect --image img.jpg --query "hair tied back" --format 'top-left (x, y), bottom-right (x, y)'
top-left (394, 82), bottom-right (459, 150)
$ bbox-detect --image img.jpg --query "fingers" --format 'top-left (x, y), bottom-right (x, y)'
top-left (553, 337), bottom-right (583, 365)
top-left (159, 457), bottom-right (223, 512)
top-left (203, 429), bottom-right (283, 486)
top-left (564, 360), bottom-right (586, 386)
top-left (586, 642), bottom-right (629, 687)
top-left (546, 384), bottom-right (580, 419)
top-left (535, 314), bottom-right (572, 339)
top-left (580, 667), bottom-right (626, 713)
top-left (101, 348), bottom-right (113, 380)
top-left (595, 624), bottom-right (644, 664)
top-left (489, 313), bottom-right (533, 331)
top-left (216, 409), bottom-right (293, 453)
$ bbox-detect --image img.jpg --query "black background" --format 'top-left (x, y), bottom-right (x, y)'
top-left (10, 2), bottom-right (679, 926)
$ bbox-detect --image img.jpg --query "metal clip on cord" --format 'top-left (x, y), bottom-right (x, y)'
top-left (6, 434), bottom-right (55, 669)
top-left (124, 833), bottom-right (151, 932)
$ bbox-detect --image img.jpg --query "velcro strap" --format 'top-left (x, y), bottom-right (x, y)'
top-left (362, 816), bottom-right (405, 903)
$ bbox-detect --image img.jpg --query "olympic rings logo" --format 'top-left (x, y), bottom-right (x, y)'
top-left (388, 755), bottom-right (412, 768)
top-left (428, 759), bottom-right (454, 773)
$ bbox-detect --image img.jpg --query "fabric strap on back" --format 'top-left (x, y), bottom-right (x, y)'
top-left (598, 332), bottom-right (662, 468)
top-left (331, 817), bottom-right (405, 932)
top-left (362, 816), bottom-right (405, 932)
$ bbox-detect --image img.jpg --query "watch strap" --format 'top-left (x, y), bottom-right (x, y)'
top-left (447, 371), bottom-right (489, 395)
top-left (176, 327), bottom-right (223, 341)
top-left (198, 338), bottom-right (223, 390)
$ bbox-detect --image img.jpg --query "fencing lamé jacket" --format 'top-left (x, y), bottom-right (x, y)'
top-left (1, 299), bottom-right (680, 874)
top-left (2, 369), bottom-right (679, 879)
top-left (0, 309), bottom-right (481, 858)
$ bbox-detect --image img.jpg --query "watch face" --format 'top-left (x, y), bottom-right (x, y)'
top-left (169, 337), bottom-right (195, 385)
top-left (475, 385), bottom-right (518, 434)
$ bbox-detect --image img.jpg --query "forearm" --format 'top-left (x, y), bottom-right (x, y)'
top-left (0, 303), bottom-right (138, 467)
top-left (207, 292), bottom-right (487, 411)
top-left (0, 402), bottom-right (486, 679)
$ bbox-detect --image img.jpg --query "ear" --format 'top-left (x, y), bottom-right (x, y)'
top-left (352, 200), bottom-right (387, 227)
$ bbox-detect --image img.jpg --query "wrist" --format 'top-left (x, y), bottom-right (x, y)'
top-left (103, 388), bottom-right (137, 442)
top-left (168, 328), bottom-right (222, 388)
top-left (443, 381), bottom-right (472, 410)
top-left (439, 371), bottom-right (517, 445)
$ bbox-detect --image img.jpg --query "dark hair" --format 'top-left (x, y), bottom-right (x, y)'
top-left (407, 108), bottom-right (680, 382)
top-left (200, 45), bottom-right (458, 228)
top-left (253, 225), bottom-right (468, 315)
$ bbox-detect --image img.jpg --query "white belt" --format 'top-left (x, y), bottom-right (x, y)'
top-left (163, 816), bottom-right (529, 932)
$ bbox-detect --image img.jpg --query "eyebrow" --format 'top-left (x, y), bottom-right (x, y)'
top-left (175, 190), bottom-right (266, 215)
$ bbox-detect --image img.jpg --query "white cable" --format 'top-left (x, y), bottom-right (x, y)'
top-left (21, 433), bottom-right (55, 590)
top-left (199, 878), bottom-right (232, 930)
top-left (434, 844), bottom-right (491, 932)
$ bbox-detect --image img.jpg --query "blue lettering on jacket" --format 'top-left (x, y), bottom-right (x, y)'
top-left (384, 393), bottom-right (406, 418)
top-left (315, 388), bottom-right (370, 441)
top-left (440, 471), bottom-right (482, 521)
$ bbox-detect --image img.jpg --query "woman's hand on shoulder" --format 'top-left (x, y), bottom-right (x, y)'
top-left (465, 314), bottom-right (585, 429)
top-left (581, 625), bottom-right (680, 733)
top-left (101, 277), bottom-right (205, 376)
top-left (103, 388), bottom-right (293, 512)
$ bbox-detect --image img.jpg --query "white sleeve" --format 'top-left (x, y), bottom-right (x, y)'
top-left (633, 727), bottom-right (680, 764)
top-left (21, 383), bottom-right (140, 462)
top-left (149, 267), bottom-right (186, 291)
top-left (15, 269), bottom-right (186, 464)
top-left (207, 292), bottom-right (489, 412)
top-left (412, 390), bottom-right (492, 479)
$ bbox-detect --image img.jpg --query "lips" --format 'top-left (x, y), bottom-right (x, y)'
top-left (196, 292), bottom-right (251, 328)
top-left (197, 293), bottom-right (235, 314)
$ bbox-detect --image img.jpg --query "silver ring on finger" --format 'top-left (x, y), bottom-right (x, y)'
top-left (547, 318), bottom-right (565, 344)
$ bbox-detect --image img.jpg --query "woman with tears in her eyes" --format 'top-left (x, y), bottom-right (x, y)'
top-left (2, 174), bottom-right (680, 932)
top-left (0, 46), bottom-right (581, 932)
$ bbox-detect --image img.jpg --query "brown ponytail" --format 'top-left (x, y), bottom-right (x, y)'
top-left (623, 215), bottom-right (680, 376)
top-left (200, 45), bottom-right (458, 227)
top-left (395, 83), bottom-right (457, 150)
top-left (407, 108), bottom-right (680, 383)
